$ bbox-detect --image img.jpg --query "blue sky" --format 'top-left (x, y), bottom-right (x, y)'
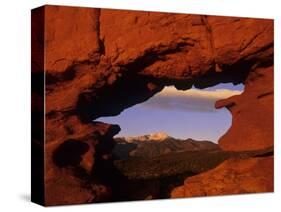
top-left (96, 83), bottom-right (244, 143)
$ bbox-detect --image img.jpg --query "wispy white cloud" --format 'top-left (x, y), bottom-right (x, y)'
top-left (141, 86), bottom-right (242, 112)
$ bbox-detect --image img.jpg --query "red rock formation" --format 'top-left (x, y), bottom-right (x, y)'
top-left (216, 66), bottom-right (273, 151)
top-left (31, 5), bottom-right (273, 205)
top-left (171, 156), bottom-right (273, 198)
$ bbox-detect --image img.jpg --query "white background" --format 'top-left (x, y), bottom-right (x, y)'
top-left (0, 0), bottom-right (280, 211)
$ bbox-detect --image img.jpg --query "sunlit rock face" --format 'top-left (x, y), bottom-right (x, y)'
top-left (216, 66), bottom-right (273, 151)
top-left (171, 156), bottom-right (273, 198)
top-left (32, 5), bottom-right (273, 205)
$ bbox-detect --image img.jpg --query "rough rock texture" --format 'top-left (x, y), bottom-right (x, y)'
top-left (32, 5), bottom-right (273, 205)
top-left (44, 6), bottom-right (101, 73)
top-left (171, 156), bottom-right (273, 198)
top-left (216, 66), bottom-right (273, 151)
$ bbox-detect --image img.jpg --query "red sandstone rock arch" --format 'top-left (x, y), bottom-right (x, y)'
top-left (32, 5), bottom-right (273, 205)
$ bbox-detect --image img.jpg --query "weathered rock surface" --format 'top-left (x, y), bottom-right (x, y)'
top-left (32, 5), bottom-right (273, 205)
top-left (171, 156), bottom-right (273, 198)
top-left (216, 66), bottom-right (273, 151)
top-left (44, 6), bottom-right (101, 73)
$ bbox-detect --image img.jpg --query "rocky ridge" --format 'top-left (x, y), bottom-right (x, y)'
top-left (114, 133), bottom-right (219, 159)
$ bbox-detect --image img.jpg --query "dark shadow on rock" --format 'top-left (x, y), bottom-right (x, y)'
top-left (53, 139), bottom-right (89, 168)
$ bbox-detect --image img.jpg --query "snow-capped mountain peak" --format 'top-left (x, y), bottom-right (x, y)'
top-left (121, 132), bottom-right (169, 143)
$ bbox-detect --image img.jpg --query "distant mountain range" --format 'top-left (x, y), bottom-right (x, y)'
top-left (113, 132), bottom-right (219, 159)
top-left (118, 132), bottom-right (170, 143)
top-left (112, 133), bottom-right (272, 200)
